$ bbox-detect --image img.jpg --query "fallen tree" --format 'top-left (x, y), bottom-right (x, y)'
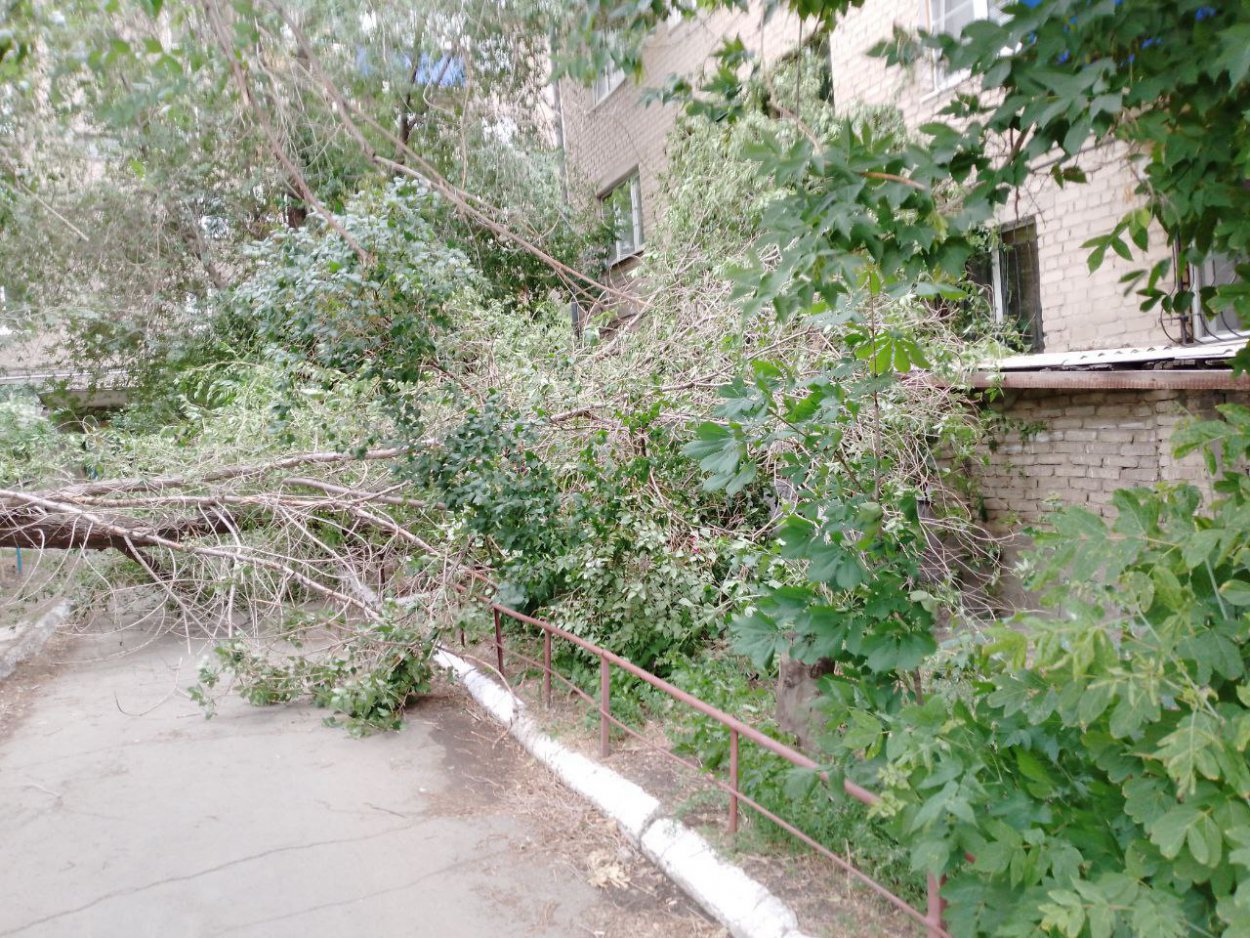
top-left (0, 442), bottom-right (480, 734)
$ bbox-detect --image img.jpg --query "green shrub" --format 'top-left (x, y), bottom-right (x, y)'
top-left (832, 407), bottom-right (1250, 936)
top-left (0, 389), bottom-right (73, 487)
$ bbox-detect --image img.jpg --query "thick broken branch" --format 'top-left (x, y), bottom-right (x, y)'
top-left (0, 487), bottom-right (385, 622)
top-left (0, 506), bottom-right (248, 552)
top-left (55, 447), bottom-right (403, 499)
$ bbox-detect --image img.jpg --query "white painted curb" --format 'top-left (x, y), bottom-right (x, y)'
top-left (0, 601), bottom-right (70, 683)
top-left (434, 647), bottom-right (817, 938)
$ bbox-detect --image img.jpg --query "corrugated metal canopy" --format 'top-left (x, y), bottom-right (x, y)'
top-left (990, 337), bottom-right (1244, 371)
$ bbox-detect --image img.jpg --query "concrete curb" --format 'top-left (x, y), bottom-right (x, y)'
top-left (0, 601), bottom-right (71, 683)
top-left (434, 647), bottom-right (816, 938)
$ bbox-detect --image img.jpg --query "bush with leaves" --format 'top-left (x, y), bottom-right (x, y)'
top-left (686, 288), bottom-right (1002, 714)
top-left (808, 411), bottom-right (1250, 936)
top-left (399, 391), bottom-right (764, 672)
top-left (0, 389), bottom-right (72, 487)
top-left (222, 180), bottom-right (479, 422)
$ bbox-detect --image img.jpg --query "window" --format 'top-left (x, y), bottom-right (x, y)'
top-left (928, 0), bottom-right (998, 90)
top-left (994, 221), bottom-right (1044, 351)
top-left (667, 0), bottom-right (697, 28)
top-left (592, 63), bottom-right (625, 105)
top-left (967, 220), bottom-right (1044, 352)
top-left (601, 173), bottom-right (644, 266)
top-left (1188, 253), bottom-right (1248, 342)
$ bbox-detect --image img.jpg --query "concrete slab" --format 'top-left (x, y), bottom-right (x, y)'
top-left (0, 630), bottom-right (716, 938)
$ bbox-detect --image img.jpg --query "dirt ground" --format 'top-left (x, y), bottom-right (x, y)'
top-left (0, 622), bottom-right (722, 938)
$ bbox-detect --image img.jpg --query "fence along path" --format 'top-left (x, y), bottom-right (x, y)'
top-left (446, 572), bottom-right (950, 938)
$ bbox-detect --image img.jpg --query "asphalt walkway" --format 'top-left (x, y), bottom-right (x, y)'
top-left (0, 627), bottom-right (716, 938)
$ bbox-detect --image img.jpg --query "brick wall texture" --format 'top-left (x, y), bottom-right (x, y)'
top-left (970, 387), bottom-right (1237, 605)
top-left (829, 0), bottom-right (1176, 352)
top-left (563, 1), bottom-right (1182, 353)
top-left (559, 7), bottom-right (806, 240)
top-left (974, 388), bottom-right (1225, 527)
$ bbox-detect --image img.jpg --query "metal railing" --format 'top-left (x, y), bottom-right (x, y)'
top-left (469, 596), bottom-right (950, 937)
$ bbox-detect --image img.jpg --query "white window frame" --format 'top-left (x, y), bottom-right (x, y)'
top-left (1190, 254), bottom-right (1247, 342)
top-left (602, 173), bottom-right (644, 267)
top-left (592, 63), bottom-right (625, 105)
top-left (927, 0), bottom-right (995, 92)
top-left (989, 245), bottom-right (1008, 326)
top-left (984, 219), bottom-right (1043, 351)
top-left (667, 0), bottom-right (697, 29)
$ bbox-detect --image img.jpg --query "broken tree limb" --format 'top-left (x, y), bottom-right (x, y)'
top-left (0, 486), bottom-right (385, 622)
top-left (53, 447), bottom-right (404, 499)
top-left (0, 505), bottom-right (250, 552)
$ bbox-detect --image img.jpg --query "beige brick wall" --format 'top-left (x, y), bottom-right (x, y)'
top-left (967, 386), bottom-right (1247, 605)
top-left (563, 0), bottom-right (1185, 353)
top-left (829, 0), bottom-right (1175, 353)
top-left (973, 388), bottom-right (1240, 527)
top-left (559, 6), bottom-right (807, 244)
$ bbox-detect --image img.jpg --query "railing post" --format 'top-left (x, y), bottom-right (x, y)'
top-left (728, 728), bottom-right (740, 835)
top-left (926, 873), bottom-right (945, 938)
top-left (543, 632), bottom-right (552, 708)
top-left (493, 607), bottom-right (504, 677)
top-left (599, 656), bottom-right (611, 757)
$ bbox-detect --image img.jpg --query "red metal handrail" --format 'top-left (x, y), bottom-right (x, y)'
top-left (467, 594), bottom-right (950, 938)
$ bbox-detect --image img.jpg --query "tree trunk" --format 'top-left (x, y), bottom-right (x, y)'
top-left (0, 510), bottom-right (245, 552)
top-left (776, 655), bottom-right (838, 751)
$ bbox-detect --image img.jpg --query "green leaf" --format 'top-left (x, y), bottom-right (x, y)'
top-left (910, 838), bottom-right (951, 874)
top-left (841, 709), bottom-right (884, 752)
top-left (730, 611), bottom-right (785, 669)
top-left (1216, 24), bottom-right (1250, 86)
top-left (1076, 681), bottom-right (1115, 726)
top-left (1186, 813), bottom-right (1223, 868)
top-left (1149, 805), bottom-right (1202, 860)
top-left (1109, 686), bottom-right (1159, 738)
top-left (1015, 748), bottom-right (1057, 798)
top-left (1221, 580), bottom-right (1250, 606)
top-left (1157, 713), bottom-right (1223, 794)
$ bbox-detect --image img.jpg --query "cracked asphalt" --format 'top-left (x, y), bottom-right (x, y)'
top-left (0, 627), bottom-right (714, 937)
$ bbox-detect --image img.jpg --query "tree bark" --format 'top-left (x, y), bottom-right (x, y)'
top-left (0, 509), bottom-right (246, 552)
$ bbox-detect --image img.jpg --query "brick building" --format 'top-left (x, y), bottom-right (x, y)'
top-left (556, 0), bottom-right (1250, 580)
top-left (557, 8), bottom-right (808, 271)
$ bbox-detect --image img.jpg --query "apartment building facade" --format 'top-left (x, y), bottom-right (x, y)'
top-left (558, 7), bottom-right (808, 271)
top-left (557, 0), bottom-right (1250, 569)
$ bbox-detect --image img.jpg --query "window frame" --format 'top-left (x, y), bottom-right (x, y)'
top-left (969, 219), bottom-right (1043, 352)
top-left (1188, 253), bottom-right (1248, 343)
top-left (601, 172), bottom-right (644, 268)
top-left (591, 63), bottom-right (626, 106)
top-left (927, 0), bottom-right (995, 93)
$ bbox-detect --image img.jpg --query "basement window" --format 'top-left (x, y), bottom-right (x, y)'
top-left (968, 220), bottom-right (1044, 352)
top-left (1188, 252), bottom-right (1249, 342)
top-left (601, 173), bottom-right (644, 266)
